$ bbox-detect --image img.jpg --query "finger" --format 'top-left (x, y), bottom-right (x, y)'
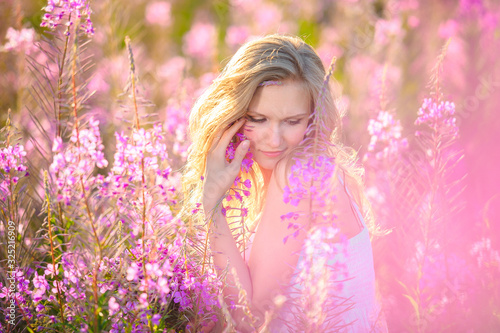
top-left (218, 118), bottom-right (246, 152)
top-left (208, 133), bottom-right (222, 154)
top-left (229, 140), bottom-right (250, 170)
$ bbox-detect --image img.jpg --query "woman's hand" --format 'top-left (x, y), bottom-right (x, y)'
top-left (202, 118), bottom-right (249, 212)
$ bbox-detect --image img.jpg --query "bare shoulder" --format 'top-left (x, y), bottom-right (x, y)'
top-left (270, 157), bottom-right (364, 239)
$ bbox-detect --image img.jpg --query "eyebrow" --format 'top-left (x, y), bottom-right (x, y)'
top-left (246, 111), bottom-right (309, 120)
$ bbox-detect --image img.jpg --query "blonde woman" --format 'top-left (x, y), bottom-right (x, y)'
top-left (180, 34), bottom-right (387, 332)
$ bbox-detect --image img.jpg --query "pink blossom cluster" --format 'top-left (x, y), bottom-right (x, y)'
top-left (0, 144), bottom-right (29, 201)
top-left (280, 155), bottom-right (338, 245)
top-left (1, 27), bottom-right (36, 53)
top-left (103, 123), bottom-right (173, 235)
top-left (145, 1), bottom-right (172, 28)
top-left (415, 98), bottom-right (459, 137)
top-left (109, 237), bottom-right (221, 331)
top-left (49, 116), bottom-right (108, 205)
top-left (41, 0), bottom-right (94, 36)
top-left (0, 269), bottom-right (33, 320)
top-left (111, 124), bottom-right (168, 182)
top-left (365, 110), bottom-right (408, 161)
top-left (2, 235), bottom-right (221, 330)
top-left (283, 155), bottom-right (336, 208)
top-left (30, 253), bottom-right (97, 324)
top-left (183, 22), bottom-right (216, 63)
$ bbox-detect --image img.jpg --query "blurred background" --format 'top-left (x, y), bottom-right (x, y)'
top-left (1, 0), bottom-right (499, 331)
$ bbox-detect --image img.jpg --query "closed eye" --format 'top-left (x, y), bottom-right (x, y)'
top-left (246, 116), bottom-right (266, 123)
top-left (246, 115), bottom-right (302, 125)
top-left (287, 119), bottom-right (301, 125)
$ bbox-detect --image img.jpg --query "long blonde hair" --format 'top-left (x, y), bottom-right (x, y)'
top-left (179, 34), bottom-right (374, 242)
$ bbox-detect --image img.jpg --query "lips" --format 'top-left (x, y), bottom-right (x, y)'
top-left (261, 150), bottom-right (285, 157)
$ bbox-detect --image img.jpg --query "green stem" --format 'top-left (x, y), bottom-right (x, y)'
top-left (125, 35), bottom-right (153, 333)
top-left (55, 14), bottom-right (72, 137)
top-left (44, 172), bottom-right (66, 325)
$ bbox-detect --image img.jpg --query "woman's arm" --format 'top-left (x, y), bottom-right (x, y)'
top-left (201, 118), bottom-right (257, 329)
top-left (203, 196), bottom-right (254, 310)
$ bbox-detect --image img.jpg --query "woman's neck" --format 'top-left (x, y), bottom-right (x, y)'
top-left (261, 167), bottom-right (272, 189)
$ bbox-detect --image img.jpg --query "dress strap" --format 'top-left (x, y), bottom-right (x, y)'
top-left (338, 169), bottom-right (365, 231)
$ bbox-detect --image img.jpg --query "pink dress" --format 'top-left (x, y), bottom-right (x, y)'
top-left (244, 178), bottom-right (388, 332)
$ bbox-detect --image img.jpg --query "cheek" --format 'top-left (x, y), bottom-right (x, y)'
top-left (286, 126), bottom-right (308, 146)
top-left (243, 126), bottom-right (263, 148)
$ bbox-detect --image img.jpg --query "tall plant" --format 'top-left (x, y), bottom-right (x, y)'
top-left (0, 1), bottom-right (222, 332)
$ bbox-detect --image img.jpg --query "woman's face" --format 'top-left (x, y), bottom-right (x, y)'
top-left (242, 80), bottom-right (311, 173)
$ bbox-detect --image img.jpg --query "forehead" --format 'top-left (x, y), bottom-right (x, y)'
top-left (247, 80), bottom-right (311, 118)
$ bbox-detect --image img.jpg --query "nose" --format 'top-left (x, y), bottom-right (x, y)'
top-left (266, 124), bottom-right (282, 148)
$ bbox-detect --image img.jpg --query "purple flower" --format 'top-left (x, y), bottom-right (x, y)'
top-left (0, 144), bottom-right (29, 201)
top-left (41, 0), bottom-right (94, 36)
top-left (365, 110), bottom-right (408, 162)
top-left (110, 124), bottom-right (168, 182)
top-left (151, 313), bottom-right (161, 325)
top-left (49, 116), bottom-right (108, 205)
top-left (415, 98), bottom-right (458, 137)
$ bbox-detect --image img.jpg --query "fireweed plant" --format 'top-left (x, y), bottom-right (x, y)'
top-left (400, 41), bottom-right (467, 332)
top-left (362, 40), bottom-right (484, 331)
top-left (0, 1), bottom-right (222, 332)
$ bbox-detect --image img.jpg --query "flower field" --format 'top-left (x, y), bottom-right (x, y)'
top-left (0, 0), bottom-right (499, 332)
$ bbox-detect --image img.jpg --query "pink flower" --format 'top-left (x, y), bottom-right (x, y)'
top-left (139, 292), bottom-right (149, 308)
top-left (52, 137), bottom-right (63, 153)
top-left (145, 1), bottom-right (171, 27)
top-left (438, 20), bottom-right (459, 39)
top-left (415, 98), bottom-right (458, 137)
top-left (49, 116), bottom-right (108, 205)
top-left (0, 144), bottom-right (29, 201)
top-left (87, 70), bottom-right (110, 93)
top-left (374, 18), bottom-right (402, 46)
top-left (109, 297), bottom-right (120, 316)
top-left (225, 25), bottom-right (250, 49)
top-left (183, 22), bottom-right (216, 63)
top-left (365, 110), bottom-right (408, 161)
top-left (1, 27), bottom-right (35, 53)
top-left (33, 272), bottom-right (48, 290)
top-left (41, 0), bottom-right (94, 36)
top-left (253, 2), bottom-right (282, 34)
top-left (44, 263), bottom-right (59, 278)
top-left (158, 57), bottom-right (187, 95)
top-left (126, 263), bottom-right (139, 281)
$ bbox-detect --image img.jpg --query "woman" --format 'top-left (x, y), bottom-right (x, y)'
top-left (180, 34), bottom-right (387, 332)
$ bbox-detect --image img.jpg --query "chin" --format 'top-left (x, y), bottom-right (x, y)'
top-left (257, 162), bottom-right (276, 173)
top-left (254, 157), bottom-right (281, 173)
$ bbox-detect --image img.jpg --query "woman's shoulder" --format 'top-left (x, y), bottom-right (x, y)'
top-left (272, 151), bottom-right (349, 198)
top-left (270, 152), bottom-right (367, 239)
